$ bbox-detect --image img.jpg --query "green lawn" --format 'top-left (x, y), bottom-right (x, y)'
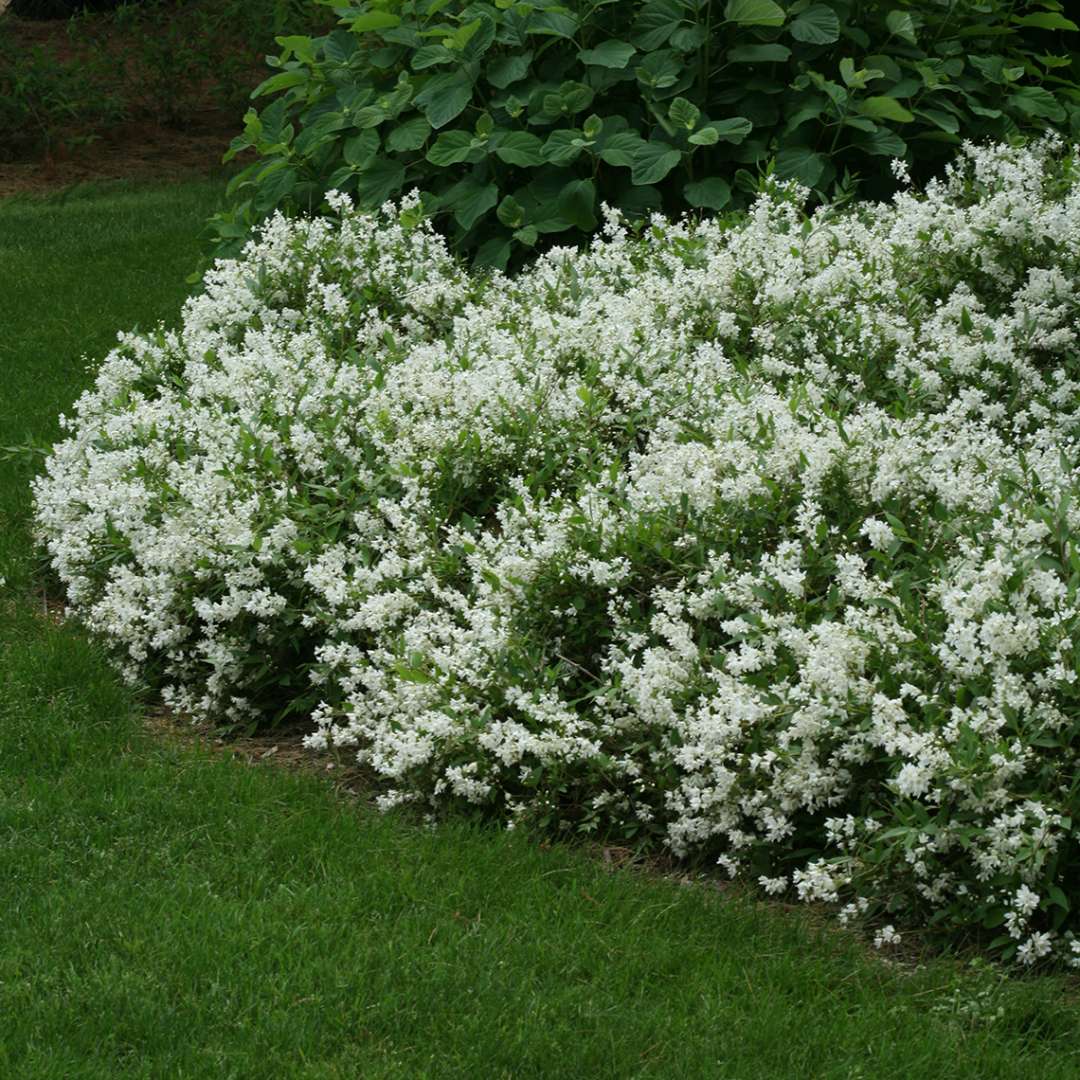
top-left (1, 180), bottom-right (1078, 1079)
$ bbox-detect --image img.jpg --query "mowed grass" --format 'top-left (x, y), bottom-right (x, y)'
top-left (1, 180), bottom-right (1079, 1080)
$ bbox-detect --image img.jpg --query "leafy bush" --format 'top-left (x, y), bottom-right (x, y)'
top-left (35, 137), bottom-right (1080, 965)
top-left (212, 0), bottom-right (1080, 269)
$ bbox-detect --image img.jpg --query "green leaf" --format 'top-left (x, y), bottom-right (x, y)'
top-left (1047, 885), bottom-right (1070, 912)
top-left (578, 39), bottom-right (637, 69)
top-left (727, 43), bottom-right (792, 63)
top-left (542, 129), bottom-right (587, 165)
top-left (599, 131), bottom-right (648, 167)
top-left (915, 107), bottom-right (959, 134)
top-left (669, 97), bottom-right (701, 130)
top-left (497, 194), bottom-right (526, 227)
top-left (557, 178), bottom-right (597, 230)
top-left (426, 130), bottom-right (480, 165)
top-left (688, 126), bottom-right (719, 145)
top-left (713, 116), bottom-right (753, 143)
top-left (275, 34), bottom-right (316, 64)
top-left (853, 126), bottom-right (908, 156)
top-left (386, 115), bottom-right (432, 152)
top-left (631, 0), bottom-right (684, 50)
top-left (886, 9), bottom-right (918, 43)
top-left (635, 50), bottom-right (682, 90)
top-left (487, 51), bottom-right (533, 88)
top-left (293, 111), bottom-right (349, 155)
top-left (775, 146), bottom-right (827, 186)
top-left (684, 176), bottom-right (731, 209)
top-left (252, 70), bottom-right (308, 99)
top-left (475, 236), bottom-right (511, 270)
top-left (355, 156), bottom-right (406, 207)
top-left (724, 0), bottom-right (786, 26)
top-left (859, 96), bottom-right (915, 123)
top-left (789, 4), bottom-right (840, 44)
top-left (444, 17), bottom-right (482, 51)
top-left (670, 24), bottom-right (709, 50)
top-left (343, 129), bottom-right (380, 168)
top-left (443, 177), bottom-right (499, 231)
top-left (412, 44), bottom-right (454, 69)
top-left (583, 114), bottom-right (603, 140)
top-left (347, 11), bottom-right (402, 32)
top-left (1008, 86), bottom-right (1066, 121)
top-left (1012, 12), bottom-right (1079, 31)
top-left (967, 54), bottom-right (1007, 84)
top-left (493, 130), bottom-right (545, 166)
top-left (414, 70), bottom-right (474, 128)
top-left (352, 106), bottom-right (388, 130)
top-left (257, 164), bottom-right (298, 208)
top-left (839, 58), bottom-right (885, 89)
top-left (631, 141), bottom-right (683, 185)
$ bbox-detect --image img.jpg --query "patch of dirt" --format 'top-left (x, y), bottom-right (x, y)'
top-left (0, 8), bottom-right (257, 198)
top-left (0, 114), bottom-right (243, 199)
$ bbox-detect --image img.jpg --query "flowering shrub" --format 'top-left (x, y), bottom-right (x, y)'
top-left (34, 136), bottom-right (1080, 965)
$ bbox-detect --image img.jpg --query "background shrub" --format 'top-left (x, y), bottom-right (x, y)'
top-left (211, 0), bottom-right (1080, 269)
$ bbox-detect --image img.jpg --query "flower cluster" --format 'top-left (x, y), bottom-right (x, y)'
top-left (34, 137), bottom-right (1080, 964)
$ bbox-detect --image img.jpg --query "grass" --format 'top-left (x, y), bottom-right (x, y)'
top-left (2, 178), bottom-right (1080, 1079)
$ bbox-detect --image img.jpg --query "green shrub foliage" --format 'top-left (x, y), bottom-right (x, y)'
top-left (213, 0), bottom-right (1080, 268)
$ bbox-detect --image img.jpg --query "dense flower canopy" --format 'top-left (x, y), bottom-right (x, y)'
top-left (35, 137), bottom-right (1080, 964)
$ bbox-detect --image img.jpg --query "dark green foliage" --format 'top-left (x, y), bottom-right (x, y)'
top-left (0, 0), bottom-right (327, 159)
top-left (212, 0), bottom-right (1080, 270)
top-left (8, 0), bottom-right (133, 17)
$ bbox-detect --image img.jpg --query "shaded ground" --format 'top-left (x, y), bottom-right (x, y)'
top-left (0, 8), bottom-right (257, 197)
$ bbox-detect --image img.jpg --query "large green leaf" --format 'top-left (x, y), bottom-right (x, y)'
top-left (635, 50), bottom-right (683, 90)
top-left (487, 51), bottom-right (533, 88)
top-left (252, 70), bottom-right (308, 99)
top-left (414, 70), bottom-right (474, 128)
top-left (859, 96), bottom-right (915, 123)
top-left (426, 130), bottom-right (481, 165)
top-left (631, 141), bottom-right (682, 185)
top-left (789, 4), bottom-right (840, 44)
top-left (631, 0), bottom-right (684, 50)
top-left (497, 194), bottom-right (526, 228)
top-left (724, 0), bottom-right (786, 27)
top-left (885, 9), bottom-right (918, 44)
top-left (493, 130), bottom-right (545, 166)
top-left (542, 129), bottom-right (588, 165)
top-left (852, 127), bottom-right (908, 157)
top-left (442, 177), bottom-right (499, 230)
top-left (684, 177), bottom-right (732, 209)
top-left (598, 131), bottom-right (647, 167)
top-left (343, 129), bottom-right (380, 168)
top-left (557, 179), bottom-right (597, 230)
top-left (578, 39), bottom-right (637, 69)
top-left (528, 8), bottom-right (578, 38)
top-left (347, 11), bottom-right (402, 32)
top-left (386, 115), bottom-right (432, 152)
top-left (354, 157), bottom-right (406, 207)
top-left (1008, 87), bottom-right (1066, 121)
top-left (412, 44), bottom-right (454, 69)
top-left (713, 116), bottom-right (753, 143)
top-left (775, 146), bottom-right (827, 186)
top-left (1011, 12), bottom-right (1079, 31)
top-left (669, 97), bottom-right (701, 130)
